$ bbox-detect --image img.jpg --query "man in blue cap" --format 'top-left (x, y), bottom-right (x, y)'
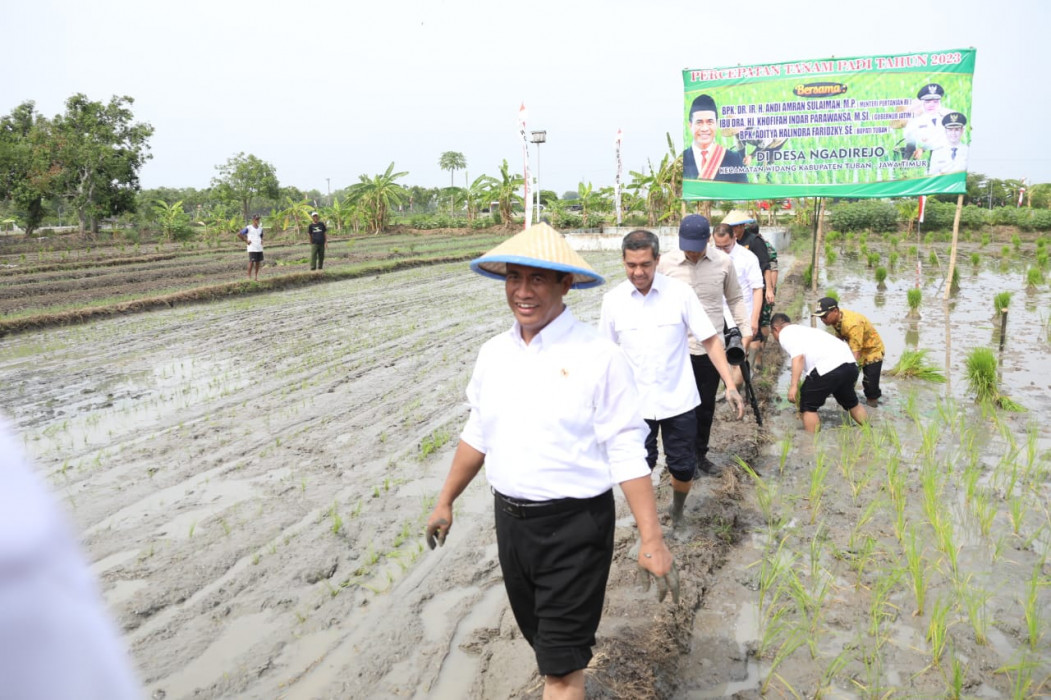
top-left (658, 214), bottom-right (751, 475)
top-left (425, 222), bottom-right (678, 700)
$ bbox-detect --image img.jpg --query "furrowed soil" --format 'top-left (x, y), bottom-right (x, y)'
top-left (3, 228), bottom-right (1050, 698)
top-left (0, 247), bottom-right (780, 699)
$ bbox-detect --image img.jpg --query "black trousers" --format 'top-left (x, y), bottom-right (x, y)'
top-left (689, 353), bottom-right (721, 458)
top-left (862, 360), bottom-right (883, 400)
top-left (645, 408), bottom-right (698, 482)
top-left (494, 490), bottom-right (614, 678)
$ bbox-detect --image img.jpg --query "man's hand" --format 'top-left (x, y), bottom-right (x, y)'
top-left (765, 289), bottom-right (775, 305)
top-left (787, 385), bottom-right (798, 404)
top-left (425, 505), bottom-right (453, 549)
top-left (726, 387), bottom-right (745, 419)
top-left (637, 540), bottom-right (679, 604)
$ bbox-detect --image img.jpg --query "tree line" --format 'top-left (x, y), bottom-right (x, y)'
top-left (3, 95), bottom-right (1049, 241)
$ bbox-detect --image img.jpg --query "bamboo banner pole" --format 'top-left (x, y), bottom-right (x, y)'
top-left (942, 194), bottom-right (964, 300)
top-left (810, 197), bottom-right (825, 293)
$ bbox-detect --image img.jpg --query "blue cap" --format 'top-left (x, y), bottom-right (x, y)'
top-left (678, 215), bottom-right (711, 252)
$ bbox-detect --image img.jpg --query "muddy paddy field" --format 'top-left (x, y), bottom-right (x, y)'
top-left (1, 228), bottom-right (1049, 698)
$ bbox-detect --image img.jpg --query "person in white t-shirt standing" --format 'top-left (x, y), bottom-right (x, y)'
top-left (237, 214), bottom-right (264, 280)
top-left (771, 313), bottom-right (868, 432)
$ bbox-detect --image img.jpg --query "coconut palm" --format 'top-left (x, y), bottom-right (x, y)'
top-left (347, 162), bottom-right (408, 234)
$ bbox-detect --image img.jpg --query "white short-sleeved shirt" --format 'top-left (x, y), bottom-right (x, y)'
top-left (777, 324), bottom-right (856, 377)
top-left (599, 273), bottom-right (713, 420)
top-left (928, 142), bottom-right (969, 175)
top-left (243, 224), bottom-right (263, 252)
top-left (460, 307), bottom-right (649, 501)
top-left (727, 244), bottom-right (764, 316)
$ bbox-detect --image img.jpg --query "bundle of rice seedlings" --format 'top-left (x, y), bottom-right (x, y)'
top-left (1026, 267), bottom-right (1044, 288)
top-left (875, 266), bottom-right (888, 285)
top-left (965, 347), bottom-right (1025, 411)
top-left (824, 289), bottom-right (839, 301)
top-left (886, 349), bottom-right (946, 382)
top-left (907, 287), bottom-right (922, 316)
top-left (994, 291), bottom-right (1011, 314)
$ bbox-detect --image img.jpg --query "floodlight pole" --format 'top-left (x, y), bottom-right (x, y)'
top-left (615, 129), bottom-right (623, 226)
top-left (530, 130), bottom-right (546, 224)
top-left (518, 105), bottom-right (532, 229)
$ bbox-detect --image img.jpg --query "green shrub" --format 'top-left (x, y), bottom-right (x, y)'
top-left (828, 200), bottom-right (898, 232)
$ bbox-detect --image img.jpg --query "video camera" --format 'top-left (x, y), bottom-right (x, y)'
top-left (724, 326), bottom-right (746, 366)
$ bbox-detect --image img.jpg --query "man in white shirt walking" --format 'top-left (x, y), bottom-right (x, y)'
top-left (771, 313), bottom-right (868, 432)
top-left (599, 230), bottom-right (744, 525)
top-left (425, 223), bottom-right (678, 700)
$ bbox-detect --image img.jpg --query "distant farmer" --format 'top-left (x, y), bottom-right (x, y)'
top-left (682, 94), bottom-right (747, 182)
top-left (770, 313), bottom-right (868, 432)
top-left (307, 211), bottom-right (328, 271)
top-left (237, 214), bottom-right (264, 281)
top-left (425, 222), bottom-right (677, 700)
top-left (813, 297), bottom-right (886, 407)
top-left (599, 230), bottom-right (744, 525)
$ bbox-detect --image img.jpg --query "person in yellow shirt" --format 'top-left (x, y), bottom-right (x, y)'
top-left (813, 297), bottom-right (885, 406)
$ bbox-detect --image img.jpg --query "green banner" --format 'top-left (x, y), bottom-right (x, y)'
top-left (681, 48), bottom-right (975, 200)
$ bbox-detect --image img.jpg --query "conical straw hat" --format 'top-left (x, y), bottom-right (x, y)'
top-left (470, 222), bottom-right (605, 289)
top-left (722, 209), bottom-right (756, 226)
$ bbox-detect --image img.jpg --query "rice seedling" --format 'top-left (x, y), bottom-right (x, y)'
top-left (868, 567), bottom-right (903, 637)
top-left (760, 627), bottom-right (808, 695)
top-left (1012, 232), bottom-right (1022, 250)
top-left (907, 287), bottom-right (922, 315)
top-left (995, 654), bottom-right (1047, 700)
top-left (903, 524), bottom-right (928, 615)
top-left (886, 349), bottom-right (946, 382)
top-left (867, 252), bottom-right (880, 268)
top-left (889, 251), bottom-right (900, 269)
top-left (970, 251), bottom-right (981, 266)
top-left (1023, 559), bottom-right (1045, 651)
top-left (927, 595), bottom-right (952, 666)
top-left (971, 490), bottom-right (997, 538)
top-left (824, 288), bottom-right (839, 301)
top-left (787, 566), bottom-right (832, 657)
top-left (980, 232), bottom-right (991, 247)
top-left (933, 509), bottom-right (960, 580)
top-left (825, 244), bottom-right (838, 265)
top-left (808, 449), bottom-right (831, 524)
top-left (908, 244), bottom-right (918, 257)
top-left (816, 650), bottom-right (851, 700)
top-left (1037, 251), bottom-right (1049, 269)
top-left (948, 652), bottom-right (965, 700)
top-left (874, 266), bottom-right (888, 286)
top-left (1008, 492), bottom-right (1028, 535)
top-left (1026, 266), bottom-right (1044, 288)
top-left (329, 501), bottom-right (343, 534)
top-left (959, 580), bottom-right (991, 645)
top-left (1001, 244), bottom-right (1011, 257)
top-left (929, 250), bottom-right (939, 266)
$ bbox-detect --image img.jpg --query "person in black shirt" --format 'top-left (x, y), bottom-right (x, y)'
top-left (308, 212), bottom-right (328, 271)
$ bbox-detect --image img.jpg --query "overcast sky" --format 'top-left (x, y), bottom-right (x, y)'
top-left (3, 0), bottom-right (1047, 195)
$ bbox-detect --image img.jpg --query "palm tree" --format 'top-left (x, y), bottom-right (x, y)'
top-left (438, 151), bottom-right (467, 188)
top-left (347, 162), bottom-right (408, 234)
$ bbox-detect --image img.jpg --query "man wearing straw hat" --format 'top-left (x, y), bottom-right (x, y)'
top-left (425, 223), bottom-right (678, 699)
top-left (600, 230), bottom-right (744, 525)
